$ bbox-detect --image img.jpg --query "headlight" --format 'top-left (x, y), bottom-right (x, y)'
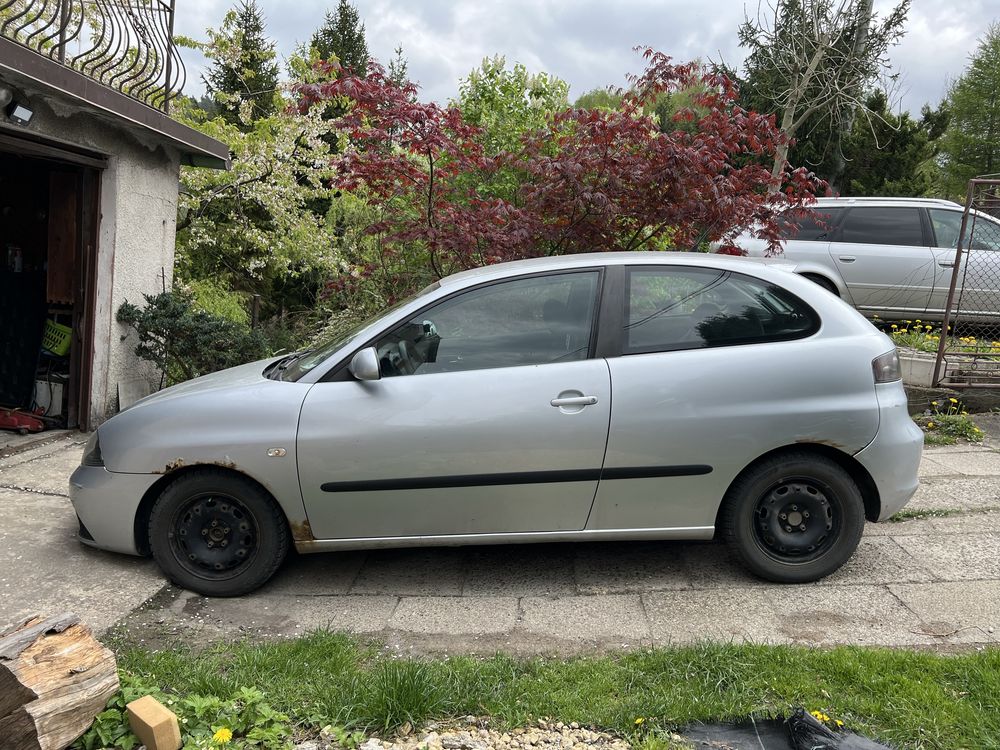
top-left (81, 431), bottom-right (104, 467)
top-left (872, 349), bottom-right (902, 383)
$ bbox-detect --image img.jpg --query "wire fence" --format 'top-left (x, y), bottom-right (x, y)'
top-left (934, 179), bottom-right (1000, 387)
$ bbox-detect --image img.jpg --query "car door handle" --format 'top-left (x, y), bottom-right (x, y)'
top-left (938, 261), bottom-right (955, 268)
top-left (838, 255), bottom-right (856, 263)
top-left (550, 395), bottom-right (598, 407)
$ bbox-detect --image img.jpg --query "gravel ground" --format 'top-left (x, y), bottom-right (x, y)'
top-left (293, 719), bottom-right (637, 750)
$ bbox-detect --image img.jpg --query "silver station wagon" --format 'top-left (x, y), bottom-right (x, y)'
top-left (733, 196), bottom-right (1000, 322)
top-left (70, 253), bottom-right (923, 596)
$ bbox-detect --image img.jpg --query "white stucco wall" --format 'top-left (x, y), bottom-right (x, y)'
top-left (17, 96), bottom-right (181, 425)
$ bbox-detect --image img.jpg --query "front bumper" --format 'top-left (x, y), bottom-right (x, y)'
top-left (69, 465), bottom-right (161, 556)
top-left (854, 382), bottom-right (923, 521)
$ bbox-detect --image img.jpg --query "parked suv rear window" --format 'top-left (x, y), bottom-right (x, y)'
top-left (624, 267), bottom-right (819, 354)
top-left (836, 207), bottom-right (925, 247)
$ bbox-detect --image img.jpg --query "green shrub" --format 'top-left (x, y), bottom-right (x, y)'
top-left (117, 291), bottom-right (270, 385)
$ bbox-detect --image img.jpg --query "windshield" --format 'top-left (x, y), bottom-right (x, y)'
top-left (280, 282), bottom-right (441, 381)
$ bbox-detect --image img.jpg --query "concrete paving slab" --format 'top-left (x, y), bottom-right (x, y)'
top-left (189, 593), bottom-right (400, 635)
top-left (907, 477), bottom-right (1000, 511)
top-left (863, 518), bottom-right (935, 536)
top-left (0, 444), bottom-right (84, 495)
top-left (818, 537), bottom-right (935, 585)
top-left (644, 589), bottom-right (779, 644)
top-left (262, 551), bottom-right (368, 596)
top-left (389, 596), bottom-right (518, 635)
top-left (679, 542), bottom-right (770, 590)
top-left (929, 511), bottom-right (1000, 534)
top-left (894, 533), bottom-right (1000, 581)
top-left (519, 594), bottom-right (650, 645)
top-left (932, 451), bottom-right (1000, 476)
top-left (917, 458), bottom-right (958, 478)
top-left (462, 545), bottom-right (577, 597)
top-left (890, 581), bottom-right (1000, 642)
top-left (765, 584), bottom-right (936, 646)
top-left (0, 487), bottom-right (162, 635)
top-left (0, 433), bottom-right (82, 469)
top-left (350, 548), bottom-right (466, 596)
top-left (574, 541), bottom-right (691, 594)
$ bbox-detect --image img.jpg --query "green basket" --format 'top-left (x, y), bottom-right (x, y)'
top-left (41, 319), bottom-right (72, 357)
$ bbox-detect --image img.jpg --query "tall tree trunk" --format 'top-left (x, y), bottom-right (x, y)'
top-left (829, 0), bottom-right (873, 194)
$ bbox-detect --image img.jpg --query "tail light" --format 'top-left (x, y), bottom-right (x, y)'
top-left (872, 349), bottom-right (901, 383)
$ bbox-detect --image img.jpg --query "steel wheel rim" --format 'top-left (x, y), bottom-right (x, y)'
top-left (750, 477), bottom-right (841, 564)
top-left (167, 492), bottom-right (259, 581)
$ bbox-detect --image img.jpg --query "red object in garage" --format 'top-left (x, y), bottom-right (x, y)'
top-left (0, 407), bottom-right (46, 435)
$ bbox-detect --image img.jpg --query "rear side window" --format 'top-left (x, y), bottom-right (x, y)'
top-left (836, 207), bottom-right (925, 247)
top-left (779, 208), bottom-right (843, 241)
top-left (624, 267), bottom-right (819, 354)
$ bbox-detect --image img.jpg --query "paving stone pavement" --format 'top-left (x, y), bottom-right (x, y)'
top-left (2, 433), bottom-right (999, 653)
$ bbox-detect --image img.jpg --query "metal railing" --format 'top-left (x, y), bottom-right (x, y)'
top-left (0, 0), bottom-right (185, 112)
top-left (933, 179), bottom-right (1000, 388)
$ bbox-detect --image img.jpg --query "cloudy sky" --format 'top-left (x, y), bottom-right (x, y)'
top-left (173, 0), bottom-right (998, 114)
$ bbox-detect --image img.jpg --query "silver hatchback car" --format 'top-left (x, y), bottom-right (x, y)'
top-left (70, 253), bottom-right (922, 596)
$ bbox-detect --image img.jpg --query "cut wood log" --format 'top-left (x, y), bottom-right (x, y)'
top-left (0, 614), bottom-right (119, 750)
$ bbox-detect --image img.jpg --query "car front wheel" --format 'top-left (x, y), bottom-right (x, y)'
top-left (720, 452), bottom-right (865, 583)
top-left (148, 469), bottom-right (290, 596)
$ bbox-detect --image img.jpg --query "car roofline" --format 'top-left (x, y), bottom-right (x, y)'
top-left (438, 252), bottom-right (797, 287)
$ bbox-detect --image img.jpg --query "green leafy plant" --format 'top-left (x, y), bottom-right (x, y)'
top-left (117, 290), bottom-right (271, 384)
top-left (917, 397), bottom-right (985, 445)
top-left (74, 680), bottom-right (294, 750)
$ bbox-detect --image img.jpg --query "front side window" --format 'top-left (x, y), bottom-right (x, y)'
top-left (930, 208), bottom-right (1000, 251)
top-left (836, 207), bottom-right (925, 247)
top-left (624, 267), bottom-right (818, 354)
top-left (373, 271), bottom-right (600, 376)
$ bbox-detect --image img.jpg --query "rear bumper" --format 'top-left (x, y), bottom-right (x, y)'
top-left (69, 465), bottom-right (160, 556)
top-left (854, 382), bottom-right (923, 521)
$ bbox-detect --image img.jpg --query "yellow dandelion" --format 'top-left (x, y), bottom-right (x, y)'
top-left (950, 398), bottom-right (958, 403)
top-left (213, 727), bottom-right (233, 745)
top-left (916, 319), bottom-right (922, 323)
top-left (891, 324), bottom-right (898, 329)
top-left (634, 717), bottom-right (645, 726)
top-left (927, 422), bottom-right (935, 428)
top-left (835, 720), bottom-right (844, 727)
top-left (925, 325), bottom-right (933, 330)
top-left (962, 410), bottom-right (969, 415)
top-left (932, 401), bottom-right (939, 406)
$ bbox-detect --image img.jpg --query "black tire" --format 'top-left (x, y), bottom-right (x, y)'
top-left (720, 452), bottom-right (865, 583)
top-left (148, 469), bottom-right (290, 596)
top-left (803, 274), bottom-right (839, 296)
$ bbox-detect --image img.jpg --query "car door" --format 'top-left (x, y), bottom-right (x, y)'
top-left (588, 265), bottom-right (880, 532)
top-left (928, 207), bottom-right (1000, 318)
top-left (296, 269), bottom-right (611, 540)
top-left (829, 206), bottom-right (936, 316)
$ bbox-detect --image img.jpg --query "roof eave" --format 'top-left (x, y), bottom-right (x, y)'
top-left (0, 37), bottom-right (230, 170)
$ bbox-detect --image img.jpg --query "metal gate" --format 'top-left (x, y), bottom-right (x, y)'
top-left (933, 179), bottom-right (1000, 387)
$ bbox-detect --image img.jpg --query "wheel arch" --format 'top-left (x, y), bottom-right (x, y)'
top-left (799, 271), bottom-right (843, 297)
top-left (133, 464), bottom-right (295, 556)
top-left (714, 443), bottom-right (881, 534)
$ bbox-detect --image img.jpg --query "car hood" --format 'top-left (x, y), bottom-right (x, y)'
top-left (123, 356), bottom-right (282, 411)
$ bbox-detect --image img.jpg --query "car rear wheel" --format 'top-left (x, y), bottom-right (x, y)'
top-left (720, 452), bottom-right (864, 583)
top-left (149, 469), bottom-right (290, 596)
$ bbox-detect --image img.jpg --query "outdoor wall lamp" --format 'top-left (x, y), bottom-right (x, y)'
top-left (5, 97), bottom-right (33, 125)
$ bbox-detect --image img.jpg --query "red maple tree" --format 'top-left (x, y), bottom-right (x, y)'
top-left (294, 49), bottom-right (822, 291)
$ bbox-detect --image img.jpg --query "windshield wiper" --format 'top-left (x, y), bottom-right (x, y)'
top-left (273, 349), bottom-right (314, 380)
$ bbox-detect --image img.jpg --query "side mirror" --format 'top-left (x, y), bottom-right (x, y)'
top-left (348, 347), bottom-right (381, 381)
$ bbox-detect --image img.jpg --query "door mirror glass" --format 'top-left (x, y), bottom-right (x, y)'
top-left (348, 347), bottom-right (381, 381)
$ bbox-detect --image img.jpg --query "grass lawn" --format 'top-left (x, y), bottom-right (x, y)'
top-left (91, 632), bottom-right (1000, 750)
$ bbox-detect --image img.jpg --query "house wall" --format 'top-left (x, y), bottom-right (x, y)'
top-left (22, 96), bottom-right (181, 425)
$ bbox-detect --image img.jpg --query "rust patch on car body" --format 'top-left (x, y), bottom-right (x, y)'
top-left (153, 458), bottom-right (186, 474)
top-left (153, 457), bottom-right (238, 474)
top-left (289, 518), bottom-right (315, 542)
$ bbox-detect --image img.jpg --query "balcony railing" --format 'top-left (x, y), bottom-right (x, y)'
top-left (0, 0), bottom-right (185, 112)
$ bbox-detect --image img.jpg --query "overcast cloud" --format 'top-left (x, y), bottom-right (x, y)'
top-left (173, 0), bottom-right (999, 114)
